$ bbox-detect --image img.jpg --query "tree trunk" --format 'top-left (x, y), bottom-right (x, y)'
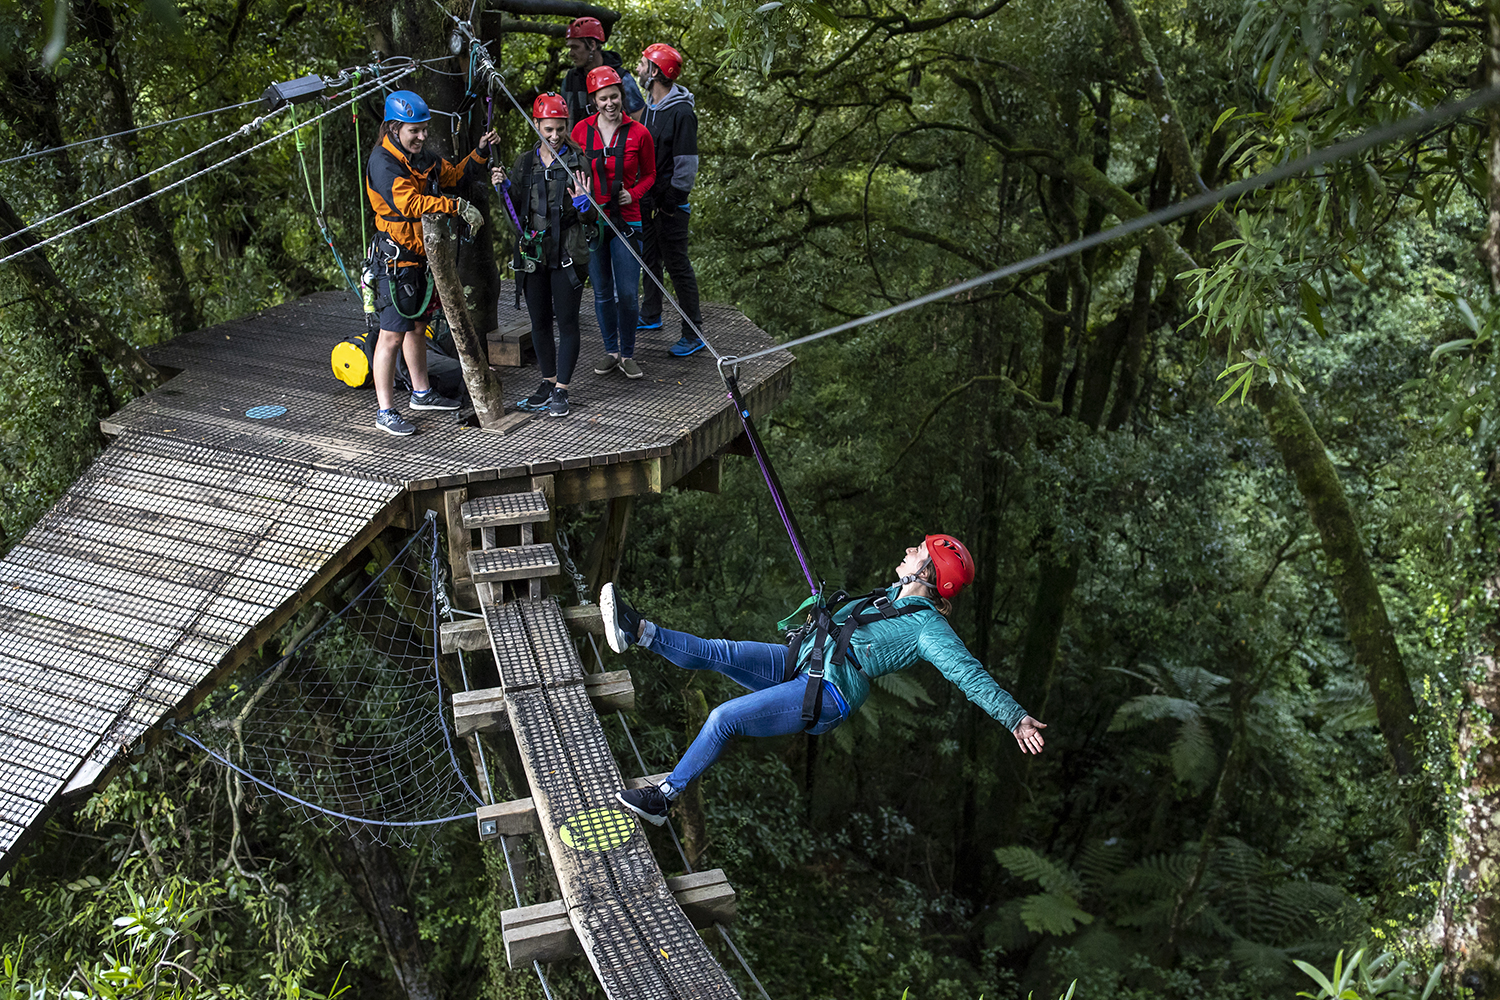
top-left (1253, 381), bottom-right (1419, 775)
top-left (1014, 548), bottom-right (1079, 719)
top-left (76, 0), bottom-right (200, 335)
top-left (0, 192), bottom-right (160, 408)
top-left (423, 213), bottom-right (507, 427)
top-left (679, 686), bottom-right (710, 869)
top-left (324, 824), bottom-right (449, 1000)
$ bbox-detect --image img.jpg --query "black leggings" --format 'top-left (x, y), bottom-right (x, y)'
top-left (522, 264), bottom-right (584, 385)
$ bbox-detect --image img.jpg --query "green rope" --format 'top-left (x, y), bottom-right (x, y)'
top-left (354, 69), bottom-right (368, 251)
top-left (390, 266), bottom-right (434, 320)
top-left (290, 102), bottom-right (358, 296)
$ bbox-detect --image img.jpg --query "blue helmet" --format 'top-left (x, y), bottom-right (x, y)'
top-left (384, 90), bottom-right (430, 123)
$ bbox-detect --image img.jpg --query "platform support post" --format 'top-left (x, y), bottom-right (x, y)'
top-left (422, 212), bottom-right (507, 429)
top-left (443, 487), bottom-right (479, 609)
top-left (584, 496), bottom-right (633, 599)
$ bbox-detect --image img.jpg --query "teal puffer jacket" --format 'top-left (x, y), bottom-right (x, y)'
top-left (795, 585), bottom-right (1028, 731)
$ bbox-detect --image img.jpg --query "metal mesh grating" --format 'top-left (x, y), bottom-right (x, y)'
top-left (468, 544), bottom-right (560, 583)
top-left (485, 601), bottom-right (541, 690)
top-left (460, 491), bottom-right (550, 527)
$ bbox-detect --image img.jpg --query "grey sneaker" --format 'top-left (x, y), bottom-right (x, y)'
top-left (548, 386), bottom-right (570, 418)
top-left (594, 354), bottom-right (620, 375)
top-left (620, 358), bottom-right (643, 379)
top-left (376, 408), bottom-right (415, 436)
top-left (409, 388), bottom-right (460, 410)
top-left (616, 785), bottom-right (670, 826)
top-left (600, 582), bottom-right (643, 653)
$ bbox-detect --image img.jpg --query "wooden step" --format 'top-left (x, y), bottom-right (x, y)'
top-left (440, 605), bottom-right (602, 653)
top-left (454, 672), bottom-right (635, 737)
top-left (467, 543), bottom-right (560, 582)
top-left (500, 870), bottom-right (737, 967)
top-left (475, 769), bottom-right (666, 841)
top-left (461, 491), bottom-right (550, 529)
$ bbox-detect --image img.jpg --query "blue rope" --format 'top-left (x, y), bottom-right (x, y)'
top-left (169, 725), bottom-right (477, 828)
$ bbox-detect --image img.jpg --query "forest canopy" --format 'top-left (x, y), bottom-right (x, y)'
top-left (3, 0), bottom-right (1500, 997)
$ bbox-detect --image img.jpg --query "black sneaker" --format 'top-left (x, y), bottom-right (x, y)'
top-left (600, 582), bottom-right (642, 653)
top-left (617, 785), bottom-right (670, 826)
top-left (376, 408), bottom-right (416, 436)
top-left (517, 381), bottom-right (553, 412)
top-left (548, 386), bottom-right (571, 418)
top-left (409, 388), bottom-right (460, 410)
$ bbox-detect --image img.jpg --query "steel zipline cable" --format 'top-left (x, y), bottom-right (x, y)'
top-left (0, 67), bottom-right (413, 269)
top-left (724, 84), bottom-right (1500, 367)
top-left (0, 98), bottom-right (262, 167)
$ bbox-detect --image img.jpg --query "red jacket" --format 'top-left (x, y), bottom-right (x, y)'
top-left (571, 115), bottom-right (655, 224)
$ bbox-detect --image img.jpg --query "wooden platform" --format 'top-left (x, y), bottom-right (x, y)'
top-left (0, 288), bottom-right (795, 876)
top-left (104, 290), bottom-right (794, 503)
top-left (0, 432), bottom-right (402, 866)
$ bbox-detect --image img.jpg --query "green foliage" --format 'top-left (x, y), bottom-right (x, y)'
top-left (1294, 949), bottom-right (1442, 1000)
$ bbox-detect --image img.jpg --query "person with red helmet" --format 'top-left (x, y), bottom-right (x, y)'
top-left (601, 536), bottom-right (1048, 827)
top-left (573, 66), bottom-right (656, 379)
top-left (634, 42), bottom-right (706, 357)
top-left (490, 93), bottom-right (595, 418)
top-left (562, 16), bottom-right (644, 129)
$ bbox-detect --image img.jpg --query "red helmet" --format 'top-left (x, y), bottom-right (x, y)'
top-left (925, 534), bottom-right (975, 598)
top-left (585, 65), bottom-right (622, 94)
top-left (566, 16), bottom-right (606, 41)
top-left (532, 92), bottom-right (568, 119)
top-left (642, 43), bottom-right (683, 81)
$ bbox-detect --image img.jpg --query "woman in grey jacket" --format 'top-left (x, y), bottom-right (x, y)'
top-left (605, 535), bottom-right (1048, 825)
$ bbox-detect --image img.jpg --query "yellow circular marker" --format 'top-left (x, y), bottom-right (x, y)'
top-left (559, 808), bottom-right (636, 852)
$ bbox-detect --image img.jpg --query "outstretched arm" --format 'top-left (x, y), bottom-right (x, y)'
top-left (1013, 715), bottom-right (1047, 754)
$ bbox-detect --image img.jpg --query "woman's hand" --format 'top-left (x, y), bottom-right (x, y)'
top-left (491, 165), bottom-right (507, 186)
top-left (1012, 715), bottom-right (1047, 754)
top-left (478, 129), bottom-right (500, 154)
top-left (566, 170), bottom-right (591, 200)
top-left (617, 187), bottom-right (633, 207)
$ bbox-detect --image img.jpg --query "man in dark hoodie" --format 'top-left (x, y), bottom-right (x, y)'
top-left (635, 43), bottom-right (705, 356)
top-left (562, 17), bottom-right (644, 129)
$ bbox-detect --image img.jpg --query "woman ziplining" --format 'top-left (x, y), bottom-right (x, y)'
top-left (364, 89), bottom-right (496, 437)
top-left (490, 93), bottom-right (596, 419)
top-left (603, 535), bottom-right (1049, 826)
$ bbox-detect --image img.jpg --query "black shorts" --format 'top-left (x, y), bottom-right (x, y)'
top-left (375, 265), bottom-right (433, 333)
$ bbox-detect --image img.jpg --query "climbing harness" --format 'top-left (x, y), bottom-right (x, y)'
top-left (783, 587), bottom-right (928, 729)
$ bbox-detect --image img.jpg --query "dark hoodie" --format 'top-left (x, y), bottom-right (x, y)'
top-left (641, 83), bottom-right (699, 209)
top-left (562, 49), bottom-right (646, 130)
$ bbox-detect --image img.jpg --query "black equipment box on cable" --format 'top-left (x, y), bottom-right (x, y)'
top-left (261, 74), bottom-right (327, 113)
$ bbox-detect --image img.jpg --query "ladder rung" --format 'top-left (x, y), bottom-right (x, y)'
top-left (467, 544), bottom-right (560, 582)
top-left (461, 491), bottom-right (550, 528)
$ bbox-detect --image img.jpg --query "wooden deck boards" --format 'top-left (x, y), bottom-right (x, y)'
top-left (105, 290), bottom-right (793, 490)
top-left (483, 596), bottom-right (740, 1000)
top-left (0, 433), bottom-right (403, 870)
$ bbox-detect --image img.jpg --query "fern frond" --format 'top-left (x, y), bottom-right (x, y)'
top-left (871, 671), bottom-right (933, 706)
top-left (1075, 840), bottom-right (1129, 891)
top-left (1017, 892), bottom-right (1094, 936)
top-left (1170, 716), bottom-right (1218, 792)
top-left (1109, 695), bottom-right (1201, 731)
top-left (1165, 664), bottom-right (1230, 702)
top-left (1112, 853), bottom-right (1193, 898)
top-left (995, 846), bottom-right (1085, 896)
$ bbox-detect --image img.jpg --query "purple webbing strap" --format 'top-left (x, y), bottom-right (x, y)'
top-left (495, 181), bottom-right (523, 233)
top-left (730, 390), bottom-right (817, 594)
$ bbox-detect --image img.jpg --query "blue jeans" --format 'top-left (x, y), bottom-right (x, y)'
top-left (588, 226), bottom-right (642, 358)
top-left (640, 623), bottom-right (847, 793)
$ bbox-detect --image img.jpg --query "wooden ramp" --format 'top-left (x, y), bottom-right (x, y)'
top-left (454, 495), bottom-right (741, 999)
top-left (0, 431), bottom-right (402, 865)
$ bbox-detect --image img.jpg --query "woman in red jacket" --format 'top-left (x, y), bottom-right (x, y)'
top-left (572, 66), bottom-right (655, 380)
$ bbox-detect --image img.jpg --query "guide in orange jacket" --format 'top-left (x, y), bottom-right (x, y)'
top-left (364, 89), bottom-right (494, 437)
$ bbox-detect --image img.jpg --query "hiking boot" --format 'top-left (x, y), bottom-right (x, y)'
top-left (409, 388), bottom-right (460, 410)
top-left (636, 316), bottom-right (663, 331)
top-left (668, 334), bottom-right (705, 357)
top-left (594, 354), bottom-right (620, 375)
top-left (620, 358), bottom-right (643, 379)
top-left (376, 408), bottom-right (416, 436)
top-left (548, 386), bottom-right (571, 418)
top-left (616, 785), bottom-right (670, 827)
top-left (517, 381), bottom-right (553, 412)
top-left (600, 582), bottom-right (643, 653)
